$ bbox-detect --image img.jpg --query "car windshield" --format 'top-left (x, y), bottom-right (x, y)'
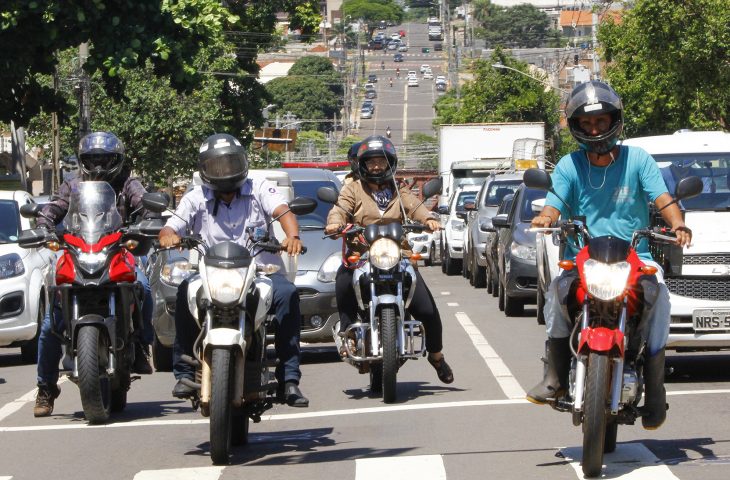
top-left (292, 180), bottom-right (339, 227)
top-left (485, 180), bottom-right (522, 206)
top-left (455, 191), bottom-right (477, 212)
top-left (0, 200), bottom-right (20, 243)
top-left (655, 153), bottom-right (730, 211)
top-left (519, 188), bottom-right (547, 222)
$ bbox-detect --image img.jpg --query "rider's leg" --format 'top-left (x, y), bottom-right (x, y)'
top-left (133, 265), bottom-right (153, 374)
top-left (269, 273), bottom-right (308, 407)
top-left (526, 272), bottom-right (575, 404)
top-left (35, 302), bottom-right (63, 417)
top-left (172, 279), bottom-right (198, 397)
top-left (335, 265), bottom-right (357, 334)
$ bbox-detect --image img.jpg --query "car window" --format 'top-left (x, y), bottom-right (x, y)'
top-left (655, 153), bottom-right (730, 210)
top-left (0, 200), bottom-right (20, 243)
top-left (497, 194), bottom-right (514, 215)
top-left (519, 188), bottom-right (547, 222)
top-left (485, 180), bottom-right (522, 206)
top-left (291, 180), bottom-right (340, 227)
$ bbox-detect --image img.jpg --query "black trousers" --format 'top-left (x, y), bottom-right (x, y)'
top-left (335, 264), bottom-right (443, 353)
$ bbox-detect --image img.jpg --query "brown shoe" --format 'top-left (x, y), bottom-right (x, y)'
top-left (34, 384), bottom-right (61, 417)
top-left (428, 354), bottom-right (454, 384)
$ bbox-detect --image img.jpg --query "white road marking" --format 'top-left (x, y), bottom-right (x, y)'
top-left (0, 377), bottom-right (68, 423)
top-left (133, 467), bottom-right (225, 480)
top-left (402, 82), bottom-right (408, 139)
top-left (446, 302), bottom-right (459, 307)
top-left (440, 291), bottom-right (451, 295)
top-left (562, 442), bottom-right (679, 479)
top-left (454, 312), bottom-right (526, 399)
top-left (0, 476), bottom-right (13, 480)
top-left (356, 455), bottom-right (446, 480)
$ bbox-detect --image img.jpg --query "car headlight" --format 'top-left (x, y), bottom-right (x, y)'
top-left (0, 253), bottom-right (25, 279)
top-left (205, 266), bottom-right (247, 305)
top-left (583, 259), bottom-right (631, 300)
top-left (77, 252), bottom-right (107, 273)
top-left (510, 242), bottom-right (536, 261)
top-left (369, 238), bottom-right (400, 270)
top-left (317, 252), bottom-right (342, 282)
top-left (161, 258), bottom-right (195, 286)
top-left (450, 219), bottom-right (465, 231)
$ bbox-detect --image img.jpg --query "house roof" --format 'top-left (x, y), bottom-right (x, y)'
top-left (559, 10), bottom-right (621, 27)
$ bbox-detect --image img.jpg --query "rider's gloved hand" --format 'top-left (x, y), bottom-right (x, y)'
top-left (159, 226), bottom-right (181, 248)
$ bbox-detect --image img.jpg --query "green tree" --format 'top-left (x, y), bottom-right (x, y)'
top-left (599, 0), bottom-right (730, 135)
top-left (474, 1), bottom-right (561, 48)
top-left (434, 49), bottom-right (560, 140)
top-left (288, 56), bottom-right (343, 97)
top-left (265, 76), bottom-right (340, 132)
top-left (341, 0), bottom-right (404, 38)
top-left (407, 133), bottom-right (438, 171)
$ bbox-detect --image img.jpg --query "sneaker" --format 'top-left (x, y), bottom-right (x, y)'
top-left (34, 384), bottom-right (61, 417)
top-left (132, 342), bottom-right (153, 375)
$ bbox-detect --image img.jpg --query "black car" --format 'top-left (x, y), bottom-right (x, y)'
top-left (393, 53), bottom-right (404, 62)
top-left (433, 42), bottom-right (443, 51)
top-left (484, 193), bottom-right (514, 299)
top-left (368, 73), bottom-right (378, 83)
top-left (492, 184), bottom-right (546, 316)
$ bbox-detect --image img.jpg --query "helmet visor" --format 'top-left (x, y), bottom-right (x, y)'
top-left (80, 153), bottom-right (119, 172)
top-left (200, 153), bottom-right (246, 180)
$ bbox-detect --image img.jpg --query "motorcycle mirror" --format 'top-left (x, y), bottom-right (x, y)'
top-left (19, 203), bottom-right (42, 219)
top-left (317, 186), bottom-right (339, 204)
top-left (675, 176), bottom-right (703, 201)
top-left (422, 177), bottom-right (443, 199)
top-left (142, 192), bottom-right (171, 213)
top-left (523, 168), bottom-right (552, 191)
top-left (288, 196), bottom-right (317, 216)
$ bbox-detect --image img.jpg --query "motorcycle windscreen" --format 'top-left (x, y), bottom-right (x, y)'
top-left (586, 236), bottom-right (631, 264)
top-left (64, 181), bottom-right (123, 244)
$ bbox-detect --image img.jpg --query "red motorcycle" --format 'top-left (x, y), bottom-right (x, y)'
top-left (524, 169), bottom-right (702, 477)
top-left (20, 181), bottom-right (158, 423)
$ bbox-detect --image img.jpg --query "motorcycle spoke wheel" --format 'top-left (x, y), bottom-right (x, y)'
top-left (381, 306), bottom-right (398, 404)
top-left (582, 352), bottom-right (611, 478)
top-left (210, 348), bottom-right (234, 464)
top-left (77, 326), bottom-right (112, 424)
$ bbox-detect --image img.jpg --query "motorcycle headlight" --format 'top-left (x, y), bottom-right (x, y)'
top-left (161, 258), bottom-right (195, 286)
top-left (317, 252), bottom-right (342, 282)
top-left (77, 252), bottom-right (107, 273)
top-left (0, 253), bottom-right (25, 279)
top-left (205, 266), bottom-right (247, 305)
top-left (510, 242), bottom-right (536, 261)
top-left (450, 219), bottom-right (465, 231)
top-left (369, 238), bottom-right (400, 270)
top-left (583, 259), bottom-right (631, 300)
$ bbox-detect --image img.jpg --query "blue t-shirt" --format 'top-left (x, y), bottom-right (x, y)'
top-left (546, 145), bottom-right (668, 261)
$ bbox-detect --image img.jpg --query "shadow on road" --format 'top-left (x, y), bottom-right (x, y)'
top-left (0, 351), bottom-right (32, 368)
top-left (642, 436), bottom-right (730, 466)
top-left (342, 381), bottom-right (464, 402)
top-left (665, 354), bottom-right (730, 383)
top-left (53, 399), bottom-right (196, 423)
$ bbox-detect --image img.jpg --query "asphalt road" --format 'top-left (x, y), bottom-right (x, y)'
top-left (2, 266), bottom-right (730, 479)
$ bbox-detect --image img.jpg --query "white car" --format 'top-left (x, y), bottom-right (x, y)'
top-left (436, 75), bottom-right (446, 83)
top-left (408, 231), bottom-right (438, 266)
top-left (398, 44), bottom-right (409, 52)
top-left (439, 184), bottom-right (482, 275)
top-left (420, 64), bottom-right (431, 73)
top-left (390, 33), bottom-right (401, 41)
top-left (408, 77), bottom-right (419, 87)
top-left (407, 70), bottom-right (417, 78)
top-left (0, 190), bottom-right (54, 363)
top-left (423, 71), bottom-right (433, 80)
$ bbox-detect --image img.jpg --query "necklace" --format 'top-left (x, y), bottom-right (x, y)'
top-left (587, 152), bottom-right (615, 190)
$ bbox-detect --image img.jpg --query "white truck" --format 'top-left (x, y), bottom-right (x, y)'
top-left (437, 123), bottom-right (546, 207)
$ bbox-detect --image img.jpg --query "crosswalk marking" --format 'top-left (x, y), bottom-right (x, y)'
top-left (454, 312), bottom-right (526, 399)
top-left (562, 443), bottom-right (679, 479)
top-left (0, 377), bottom-right (68, 424)
top-left (356, 455), bottom-right (446, 480)
top-left (446, 302), bottom-right (459, 306)
top-left (133, 467), bottom-right (225, 480)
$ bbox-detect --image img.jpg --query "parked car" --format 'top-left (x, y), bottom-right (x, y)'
top-left (436, 82), bottom-right (447, 92)
top-left (493, 184), bottom-right (546, 316)
top-left (439, 184), bottom-right (482, 275)
top-left (463, 173), bottom-right (524, 289)
top-left (485, 193), bottom-right (515, 299)
top-left (397, 44), bottom-right (408, 52)
top-left (0, 190), bottom-right (55, 363)
top-left (360, 107), bottom-right (373, 119)
top-left (436, 75), bottom-right (446, 83)
top-left (393, 53), bottom-right (404, 62)
top-left (420, 64), bottom-right (431, 73)
top-left (361, 100), bottom-right (375, 112)
top-left (368, 73), bottom-right (377, 83)
top-left (407, 77), bottom-right (419, 87)
top-left (364, 82), bottom-right (375, 91)
top-left (365, 89), bottom-right (377, 99)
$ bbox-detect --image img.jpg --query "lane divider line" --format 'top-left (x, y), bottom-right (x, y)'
top-left (133, 467), bottom-right (225, 480)
top-left (454, 312), bottom-right (526, 399)
top-left (562, 442), bottom-right (679, 479)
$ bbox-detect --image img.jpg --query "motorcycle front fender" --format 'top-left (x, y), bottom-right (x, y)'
top-left (71, 314), bottom-right (115, 356)
top-left (186, 275), bottom-right (203, 324)
top-left (578, 327), bottom-right (625, 356)
top-left (253, 276), bottom-right (274, 331)
top-left (203, 327), bottom-right (246, 352)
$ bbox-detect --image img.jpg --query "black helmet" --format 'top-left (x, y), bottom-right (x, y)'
top-left (78, 131), bottom-right (125, 181)
top-left (347, 141), bottom-right (362, 174)
top-left (198, 133), bottom-right (248, 192)
top-left (356, 135), bottom-right (398, 185)
top-left (566, 80), bottom-right (624, 154)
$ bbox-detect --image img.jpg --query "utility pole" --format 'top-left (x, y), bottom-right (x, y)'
top-left (591, 9), bottom-right (600, 79)
top-left (77, 43), bottom-right (91, 139)
top-left (51, 71), bottom-right (61, 195)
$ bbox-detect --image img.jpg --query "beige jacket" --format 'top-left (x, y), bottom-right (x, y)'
top-left (327, 179), bottom-right (434, 255)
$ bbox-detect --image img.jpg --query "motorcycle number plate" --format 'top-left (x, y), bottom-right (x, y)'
top-left (692, 309), bottom-right (730, 331)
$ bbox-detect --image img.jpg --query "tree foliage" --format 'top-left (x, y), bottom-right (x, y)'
top-left (265, 74), bottom-right (340, 132)
top-left (341, 0), bottom-right (404, 38)
top-left (473, 1), bottom-right (562, 48)
top-left (599, 0), bottom-right (730, 135)
top-left (288, 56), bottom-right (343, 97)
top-left (434, 49), bottom-right (560, 140)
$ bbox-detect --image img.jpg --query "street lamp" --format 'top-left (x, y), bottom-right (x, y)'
top-left (492, 63), bottom-right (568, 97)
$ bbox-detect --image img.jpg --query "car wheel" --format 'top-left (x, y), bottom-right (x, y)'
top-left (424, 242), bottom-right (435, 267)
top-left (485, 262), bottom-right (493, 294)
top-left (440, 242), bottom-right (447, 274)
top-left (473, 261), bottom-right (486, 289)
top-left (490, 263), bottom-right (500, 298)
top-left (467, 252), bottom-right (474, 285)
top-left (444, 248), bottom-right (460, 276)
top-left (498, 277), bottom-right (505, 312)
top-left (20, 294), bottom-right (44, 364)
top-left (504, 292), bottom-right (525, 317)
top-left (536, 286), bottom-right (546, 325)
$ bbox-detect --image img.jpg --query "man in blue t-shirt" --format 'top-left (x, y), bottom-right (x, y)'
top-left (526, 81), bottom-right (692, 430)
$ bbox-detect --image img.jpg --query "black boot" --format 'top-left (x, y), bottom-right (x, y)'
top-left (278, 381), bottom-right (309, 408)
top-left (132, 342), bottom-right (153, 375)
top-left (642, 348), bottom-right (667, 430)
top-left (526, 337), bottom-right (571, 404)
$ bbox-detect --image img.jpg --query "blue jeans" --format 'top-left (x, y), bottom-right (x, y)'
top-left (544, 260), bottom-right (671, 356)
top-left (173, 273), bottom-right (303, 384)
top-left (36, 266), bottom-right (153, 387)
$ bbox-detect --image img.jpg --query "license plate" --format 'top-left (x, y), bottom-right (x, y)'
top-left (692, 309), bottom-right (730, 331)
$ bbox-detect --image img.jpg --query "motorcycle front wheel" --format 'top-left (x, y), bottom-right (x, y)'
top-left (582, 352), bottom-right (611, 478)
top-left (77, 326), bottom-right (112, 424)
top-left (381, 306), bottom-right (398, 403)
top-left (210, 348), bottom-right (234, 464)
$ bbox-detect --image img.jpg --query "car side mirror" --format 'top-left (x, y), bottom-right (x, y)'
top-left (491, 215), bottom-right (510, 228)
top-left (142, 192), bottom-right (171, 213)
top-left (289, 197), bottom-right (317, 216)
top-left (523, 168), bottom-right (552, 191)
top-left (479, 219), bottom-right (494, 233)
top-left (317, 186), bottom-right (339, 204)
top-left (437, 205), bottom-right (449, 215)
top-left (422, 177), bottom-right (443, 199)
top-left (464, 201), bottom-right (476, 211)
